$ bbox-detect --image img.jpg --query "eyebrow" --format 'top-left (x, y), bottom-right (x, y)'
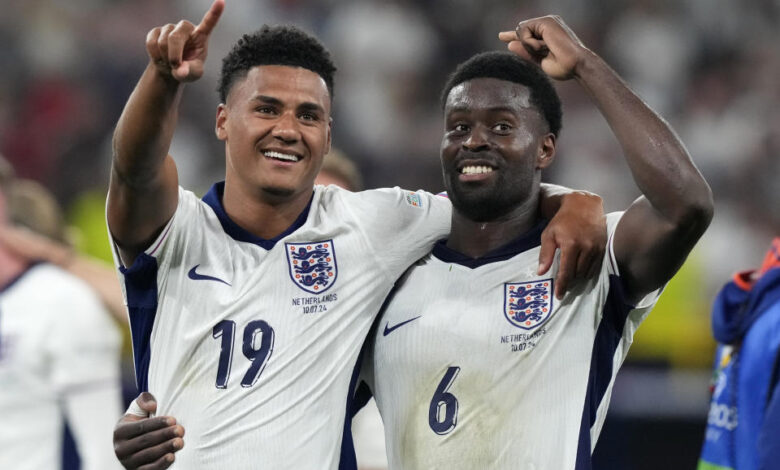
top-left (253, 95), bottom-right (283, 106)
top-left (298, 102), bottom-right (326, 115)
top-left (447, 105), bottom-right (520, 115)
top-left (252, 95), bottom-right (325, 115)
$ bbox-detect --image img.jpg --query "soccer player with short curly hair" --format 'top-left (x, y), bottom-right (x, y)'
top-left (357, 17), bottom-right (712, 469)
top-left (108, 2), bottom-right (608, 469)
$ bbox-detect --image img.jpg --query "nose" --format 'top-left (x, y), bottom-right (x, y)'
top-left (272, 112), bottom-right (301, 144)
top-left (462, 126), bottom-right (489, 152)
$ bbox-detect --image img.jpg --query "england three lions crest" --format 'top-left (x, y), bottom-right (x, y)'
top-left (286, 240), bottom-right (338, 294)
top-left (504, 279), bottom-right (553, 330)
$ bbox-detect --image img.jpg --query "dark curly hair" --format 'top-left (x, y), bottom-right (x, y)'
top-left (440, 51), bottom-right (562, 137)
top-left (218, 25), bottom-right (336, 103)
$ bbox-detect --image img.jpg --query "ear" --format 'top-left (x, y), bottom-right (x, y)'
top-left (325, 117), bottom-right (333, 155)
top-left (536, 133), bottom-right (556, 169)
top-left (215, 104), bottom-right (228, 141)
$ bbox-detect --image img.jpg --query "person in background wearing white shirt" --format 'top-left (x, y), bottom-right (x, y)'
top-left (0, 157), bottom-right (124, 470)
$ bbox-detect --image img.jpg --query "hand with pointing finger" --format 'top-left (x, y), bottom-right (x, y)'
top-left (146, 0), bottom-right (225, 83)
top-left (498, 15), bottom-right (591, 81)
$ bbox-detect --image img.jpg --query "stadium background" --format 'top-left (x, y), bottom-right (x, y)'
top-left (1, 0), bottom-right (778, 468)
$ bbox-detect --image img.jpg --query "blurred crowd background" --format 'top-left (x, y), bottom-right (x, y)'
top-left (1, 0), bottom-right (778, 468)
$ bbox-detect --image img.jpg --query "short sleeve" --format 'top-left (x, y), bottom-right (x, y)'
top-left (108, 186), bottom-right (204, 305)
top-left (109, 186), bottom-right (200, 269)
top-left (604, 211), bottom-right (665, 341)
top-left (344, 188), bottom-right (452, 280)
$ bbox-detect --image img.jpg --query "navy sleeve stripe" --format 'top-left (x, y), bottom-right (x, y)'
top-left (338, 346), bottom-right (365, 470)
top-left (575, 275), bottom-right (634, 469)
top-left (120, 253), bottom-right (159, 392)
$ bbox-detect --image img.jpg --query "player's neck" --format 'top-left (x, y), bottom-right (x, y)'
top-left (0, 245), bottom-right (29, 290)
top-left (222, 182), bottom-right (313, 240)
top-left (447, 197), bottom-right (540, 259)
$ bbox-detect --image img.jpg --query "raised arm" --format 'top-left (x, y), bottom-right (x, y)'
top-left (501, 16), bottom-right (713, 304)
top-left (107, 0), bottom-right (224, 265)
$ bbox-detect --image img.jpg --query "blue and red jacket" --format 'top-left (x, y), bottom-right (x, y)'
top-left (699, 238), bottom-right (780, 470)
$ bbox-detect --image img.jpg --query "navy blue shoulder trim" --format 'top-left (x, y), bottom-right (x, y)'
top-left (431, 219), bottom-right (548, 269)
top-left (202, 181), bottom-right (313, 250)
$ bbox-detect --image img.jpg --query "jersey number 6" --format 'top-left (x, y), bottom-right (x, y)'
top-left (428, 366), bottom-right (461, 435)
top-left (212, 319), bottom-right (275, 389)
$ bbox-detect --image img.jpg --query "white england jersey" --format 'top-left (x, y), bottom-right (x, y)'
top-left (362, 212), bottom-right (663, 470)
top-left (0, 264), bottom-right (123, 470)
top-left (110, 182), bottom-right (451, 469)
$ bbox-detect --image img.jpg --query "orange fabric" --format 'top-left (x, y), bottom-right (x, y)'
top-left (758, 237), bottom-right (780, 276)
top-left (732, 237), bottom-right (780, 290)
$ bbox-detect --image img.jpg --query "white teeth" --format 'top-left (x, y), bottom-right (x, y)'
top-left (460, 165), bottom-right (494, 175)
top-left (264, 151), bottom-right (300, 162)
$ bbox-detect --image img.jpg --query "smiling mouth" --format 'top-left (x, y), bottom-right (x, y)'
top-left (264, 150), bottom-right (302, 162)
top-left (459, 165), bottom-right (495, 175)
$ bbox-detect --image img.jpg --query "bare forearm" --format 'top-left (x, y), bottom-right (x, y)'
top-left (574, 51), bottom-right (712, 299)
top-left (538, 183), bottom-right (569, 218)
top-left (538, 183), bottom-right (601, 220)
top-left (112, 63), bottom-right (183, 186)
top-left (537, 183), bottom-right (606, 296)
top-left (501, 15), bottom-right (712, 301)
top-left (574, 52), bottom-right (712, 223)
top-left (108, 63), bottom-right (183, 259)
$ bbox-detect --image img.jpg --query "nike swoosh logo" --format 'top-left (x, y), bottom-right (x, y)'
top-left (383, 316), bottom-right (421, 337)
top-left (187, 265), bottom-right (231, 286)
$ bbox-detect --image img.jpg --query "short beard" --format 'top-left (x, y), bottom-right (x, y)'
top-left (450, 189), bottom-right (523, 222)
top-left (260, 185), bottom-right (296, 199)
top-left (446, 173), bottom-right (534, 223)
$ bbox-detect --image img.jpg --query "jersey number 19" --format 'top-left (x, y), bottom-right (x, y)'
top-left (212, 320), bottom-right (275, 389)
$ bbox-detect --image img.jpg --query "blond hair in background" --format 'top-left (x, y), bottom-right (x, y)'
top-left (7, 179), bottom-right (69, 244)
top-left (316, 149), bottom-right (364, 192)
top-left (0, 154), bottom-right (68, 244)
top-left (0, 159), bottom-right (126, 323)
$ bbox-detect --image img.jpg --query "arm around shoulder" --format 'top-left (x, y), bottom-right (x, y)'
top-left (538, 183), bottom-right (607, 298)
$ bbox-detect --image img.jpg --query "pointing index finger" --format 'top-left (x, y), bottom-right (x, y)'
top-left (195, 0), bottom-right (225, 36)
top-left (498, 31), bottom-right (518, 43)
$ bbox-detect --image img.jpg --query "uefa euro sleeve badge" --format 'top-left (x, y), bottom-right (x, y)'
top-left (285, 240), bottom-right (338, 294)
top-left (504, 280), bottom-right (554, 330)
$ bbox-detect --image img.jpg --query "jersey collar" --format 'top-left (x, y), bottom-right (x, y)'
top-left (431, 219), bottom-right (548, 269)
top-left (202, 181), bottom-right (313, 250)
